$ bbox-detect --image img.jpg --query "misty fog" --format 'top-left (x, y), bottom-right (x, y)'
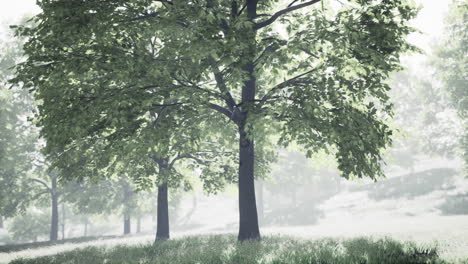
top-left (0, 0), bottom-right (466, 264)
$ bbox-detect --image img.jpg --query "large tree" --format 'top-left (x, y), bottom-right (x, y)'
top-left (14, 0), bottom-right (417, 240)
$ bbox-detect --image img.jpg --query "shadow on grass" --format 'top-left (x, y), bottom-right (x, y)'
top-left (0, 235), bottom-right (123, 253)
top-left (438, 193), bottom-right (468, 215)
top-left (9, 235), bottom-right (452, 264)
top-left (263, 203), bottom-right (325, 226)
top-left (354, 168), bottom-right (458, 201)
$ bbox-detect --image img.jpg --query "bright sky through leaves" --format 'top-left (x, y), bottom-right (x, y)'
top-left (0, 0), bottom-right (450, 49)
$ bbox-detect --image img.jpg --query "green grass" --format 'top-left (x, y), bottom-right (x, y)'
top-left (0, 235), bottom-right (122, 253)
top-left (8, 235), bottom-right (462, 264)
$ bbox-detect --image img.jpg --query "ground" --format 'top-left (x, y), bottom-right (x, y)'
top-left (1, 160), bottom-right (467, 263)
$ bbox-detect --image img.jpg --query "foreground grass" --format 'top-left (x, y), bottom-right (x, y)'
top-left (9, 235), bottom-right (461, 264)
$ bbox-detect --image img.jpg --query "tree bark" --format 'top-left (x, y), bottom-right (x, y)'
top-left (238, 125), bottom-right (260, 240)
top-left (155, 182), bottom-right (169, 241)
top-left (122, 179), bottom-right (132, 235)
top-left (179, 194), bottom-right (197, 225)
top-left (124, 214), bottom-right (131, 235)
top-left (83, 217), bottom-right (88, 237)
top-left (236, 0), bottom-right (260, 242)
top-left (50, 177), bottom-right (59, 241)
top-left (61, 203), bottom-right (65, 240)
top-left (137, 216), bottom-right (141, 233)
top-left (292, 190), bottom-right (297, 208)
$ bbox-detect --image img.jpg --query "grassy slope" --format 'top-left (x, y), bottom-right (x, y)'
top-left (8, 235), bottom-right (460, 264)
top-left (0, 235), bottom-right (125, 253)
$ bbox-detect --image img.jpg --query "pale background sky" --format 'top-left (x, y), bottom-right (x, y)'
top-left (0, 0), bottom-right (451, 45)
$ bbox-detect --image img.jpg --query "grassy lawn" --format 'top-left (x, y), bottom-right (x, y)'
top-left (0, 235), bottom-right (124, 253)
top-left (8, 235), bottom-right (463, 264)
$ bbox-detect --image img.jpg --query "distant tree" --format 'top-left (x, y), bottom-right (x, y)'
top-left (13, 0), bottom-right (418, 240)
top-left (54, 110), bottom-right (237, 241)
top-left (263, 150), bottom-right (340, 225)
top-left (0, 27), bottom-right (37, 228)
top-left (388, 70), bottom-right (463, 165)
top-left (432, 0), bottom-right (467, 171)
top-left (28, 166), bottom-right (72, 241)
top-left (8, 209), bottom-right (50, 243)
top-left (64, 176), bottom-right (135, 235)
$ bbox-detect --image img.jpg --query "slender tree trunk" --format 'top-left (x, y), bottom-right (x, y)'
top-left (83, 217), bottom-right (88, 237)
top-left (180, 194), bottom-right (197, 225)
top-left (0, 216), bottom-right (4, 229)
top-left (155, 182), bottom-right (169, 241)
top-left (124, 214), bottom-right (131, 235)
top-left (122, 179), bottom-right (132, 235)
top-left (256, 179), bottom-right (264, 226)
top-left (50, 177), bottom-right (59, 241)
top-left (292, 190), bottom-right (297, 208)
top-left (61, 203), bottom-right (65, 240)
top-left (137, 216), bottom-right (141, 233)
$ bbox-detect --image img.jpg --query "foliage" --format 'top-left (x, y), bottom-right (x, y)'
top-left (7, 209), bottom-right (50, 243)
top-left (0, 24), bottom-right (38, 218)
top-left (432, 0), bottom-right (467, 172)
top-left (12, 0), bottom-right (418, 183)
top-left (388, 70), bottom-right (464, 161)
top-left (433, 0), bottom-right (468, 118)
top-left (9, 235), bottom-right (447, 264)
top-left (11, 0), bottom-right (419, 240)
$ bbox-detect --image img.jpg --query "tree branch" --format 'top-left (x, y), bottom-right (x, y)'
top-left (207, 103), bottom-right (233, 120)
top-left (30, 178), bottom-right (52, 193)
top-left (31, 190), bottom-right (50, 201)
top-left (127, 12), bottom-right (160, 22)
top-left (288, 0), bottom-right (300, 7)
top-left (170, 154), bottom-right (206, 167)
top-left (260, 68), bottom-right (318, 103)
top-left (254, 0), bottom-right (321, 29)
top-left (209, 57), bottom-right (237, 110)
top-left (237, 3), bottom-right (247, 16)
top-left (172, 75), bottom-right (225, 99)
top-left (254, 39), bottom-right (287, 66)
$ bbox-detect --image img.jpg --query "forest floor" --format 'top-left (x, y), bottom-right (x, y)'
top-left (1, 213), bottom-right (467, 263)
top-left (6, 235), bottom-right (451, 264)
top-left (2, 164), bottom-right (467, 263)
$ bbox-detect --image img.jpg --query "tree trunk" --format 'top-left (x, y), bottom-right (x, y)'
top-left (155, 182), bottom-right (169, 241)
top-left (137, 216), bottom-right (141, 233)
top-left (238, 125), bottom-right (260, 241)
top-left (256, 179), bottom-right (264, 226)
top-left (292, 190), bottom-right (297, 208)
top-left (83, 217), bottom-right (88, 237)
top-left (180, 194), bottom-right (197, 226)
top-left (236, 0), bottom-right (260, 241)
top-left (122, 179), bottom-right (132, 235)
top-left (0, 216), bottom-right (4, 229)
top-left (61, 203), bottom-right (65, 240)
top-left (124, 214), bottom-right (131, 235)
top-left (50, 177), bottom-right (59, 241)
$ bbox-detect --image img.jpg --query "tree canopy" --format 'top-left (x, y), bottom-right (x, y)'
top-left (13, 0), bottom-right (418, 240)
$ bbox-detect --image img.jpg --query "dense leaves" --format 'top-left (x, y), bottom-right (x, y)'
top-left (12, 0), bottom-right (418, 240)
